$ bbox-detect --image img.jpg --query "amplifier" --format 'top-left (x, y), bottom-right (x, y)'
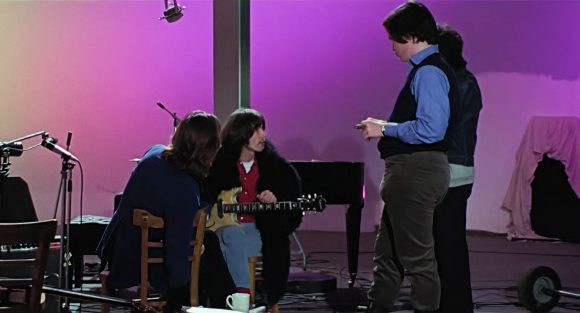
top-left (0, 244), bottom-right (60, 312)
top-left (0, 243), bottom-right (60, 279)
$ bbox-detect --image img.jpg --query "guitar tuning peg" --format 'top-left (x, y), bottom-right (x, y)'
top-left (307, 194), bottom-right (312, 199)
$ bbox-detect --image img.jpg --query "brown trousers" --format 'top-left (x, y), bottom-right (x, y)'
top-left (368, 151), bottom-right (449, 312)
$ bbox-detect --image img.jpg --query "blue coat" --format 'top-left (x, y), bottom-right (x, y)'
top-left (96, 145), bottom-right (201, 294)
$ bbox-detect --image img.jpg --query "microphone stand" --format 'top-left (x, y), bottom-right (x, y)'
top-left (54, 146), bottom-right (75, 312)
top-left (1, 131), bottom-right (48, 211)
top-left (1, 130), bottom-right (47, 146)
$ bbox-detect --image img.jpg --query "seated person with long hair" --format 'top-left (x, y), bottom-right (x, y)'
top-left (97, 110), bottom-right (236, 311)
top-left (203, 108), bottom-right (303, 313)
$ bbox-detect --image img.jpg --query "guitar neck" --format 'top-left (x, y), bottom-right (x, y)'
top-left (222, 201), bottom-right (302, 214)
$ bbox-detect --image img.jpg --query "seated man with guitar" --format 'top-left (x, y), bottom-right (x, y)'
top-left (203, 108), bottom-right (304, 313)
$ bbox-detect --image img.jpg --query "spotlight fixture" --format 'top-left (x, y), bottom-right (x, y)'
top-left (160, 0), bottom-right (185, 23)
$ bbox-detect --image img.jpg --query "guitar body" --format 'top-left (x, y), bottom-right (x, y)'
top-left (206, 187), bottom-right (243, 232)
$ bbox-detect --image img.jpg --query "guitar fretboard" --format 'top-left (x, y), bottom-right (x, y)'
top-left (222, 201), bottom-right (313, 214)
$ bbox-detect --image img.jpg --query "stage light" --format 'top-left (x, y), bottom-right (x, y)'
top-left (160, 0), bottom-right (185, 23)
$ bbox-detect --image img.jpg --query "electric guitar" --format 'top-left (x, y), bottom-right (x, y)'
top-left (206, 187), bottom-right (326, 231)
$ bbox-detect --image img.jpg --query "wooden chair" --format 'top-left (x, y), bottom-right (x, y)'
top-left (0, 220), bottom-right (57, 313)
top-left (101, 208), bottom-right (206, 313)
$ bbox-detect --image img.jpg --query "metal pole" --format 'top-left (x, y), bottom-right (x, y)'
top-left (57, 159), bottom-right (74, 312)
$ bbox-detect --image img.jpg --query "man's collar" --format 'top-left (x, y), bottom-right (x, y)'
top-left (409, 45), bottom-right (439, 66)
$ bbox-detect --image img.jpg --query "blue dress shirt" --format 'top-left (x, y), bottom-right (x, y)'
top-left (383, 45), bottom-right (450, 144)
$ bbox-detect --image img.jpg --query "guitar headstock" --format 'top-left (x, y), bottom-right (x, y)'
top-left (297, 193), bottom-right (327, 212)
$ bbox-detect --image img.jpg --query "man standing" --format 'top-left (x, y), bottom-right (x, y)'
top-left (203, 108), bottom-right (302, 313)
top-left (358, 2), bottom-right (457, 312)
top-left (433, 25), bottom-right (483, 313)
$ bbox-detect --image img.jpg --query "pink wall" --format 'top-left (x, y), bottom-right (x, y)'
top-left (0, 1), bottom-right (213, 219)
top-left (1, 0), bottom-right (579, 234)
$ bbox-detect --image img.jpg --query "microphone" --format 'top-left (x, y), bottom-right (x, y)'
top-left (156, 101), bottom-right (181, 127)
top-left (156, 101), bottom-right (169, 111)
top-left (160, 0), bottom-right (185, 23)
top-left (41, 137), bottom-right (79, 162)
top-left (66, 132), bottom-right (72, 150)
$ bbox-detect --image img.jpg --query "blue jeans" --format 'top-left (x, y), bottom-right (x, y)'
top-left (215, 222), bottom-right (262, 289)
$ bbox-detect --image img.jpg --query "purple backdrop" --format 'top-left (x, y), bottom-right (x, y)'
top-left (1, 0), bottom-right (579, 233)
top-left (250, 0), bottom-right (580, 232)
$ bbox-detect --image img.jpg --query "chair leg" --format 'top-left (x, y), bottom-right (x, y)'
top-left (270, 303), bottom-right (280, 313)
top-left (99, 272), bottom-right (110, 313)
top-left (249, 256), bottom-right (257, 303)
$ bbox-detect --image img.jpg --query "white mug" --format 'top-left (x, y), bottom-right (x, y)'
top-left (226, 292), bottom-right (250, 313)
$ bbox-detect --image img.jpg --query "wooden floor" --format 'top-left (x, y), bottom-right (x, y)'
top-left (65, 230), bottom-right (580, 313)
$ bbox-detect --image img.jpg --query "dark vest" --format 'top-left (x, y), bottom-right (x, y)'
top-left (447, 68), bottom-right (482, 166)
top-left (378, 52), bottom-right (457, 159)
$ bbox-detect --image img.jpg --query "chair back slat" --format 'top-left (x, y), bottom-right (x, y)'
top-left (0, 278), bottom-right (34, 286)
top-left (147, 242), bottom-right (163, 248)
top-left (0, 259), bottom-right (35, 267)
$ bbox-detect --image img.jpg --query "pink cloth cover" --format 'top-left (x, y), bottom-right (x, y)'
top-left (502, 116), bottom-right (580, 239)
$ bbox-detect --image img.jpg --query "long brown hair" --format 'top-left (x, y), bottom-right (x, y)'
top-left (163, 110), bottom-right (221, 179)
top-left (220, 108), bottom-right (265, 156)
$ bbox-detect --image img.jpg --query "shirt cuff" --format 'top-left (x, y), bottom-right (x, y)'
top-left (383, 123), bottom-right (398, 138)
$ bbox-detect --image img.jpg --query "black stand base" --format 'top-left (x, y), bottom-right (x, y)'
top-left (326, 287), bottom-right (369, 312)
top-left (256, 271), bottom-right (337, 295)
top-left (287, 271), bottom-right (337, 294)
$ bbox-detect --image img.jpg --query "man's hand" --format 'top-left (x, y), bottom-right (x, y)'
top-left (358, 117), bottom-right (387, 140)
top-left (257, 190), bottom-right (277, 203)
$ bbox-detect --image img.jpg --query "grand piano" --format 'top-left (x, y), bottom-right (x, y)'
top-left (291, 161), bottom-right (364, 287)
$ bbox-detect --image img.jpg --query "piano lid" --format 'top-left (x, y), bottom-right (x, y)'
top-left (291, 161), bottom-right (364, 205)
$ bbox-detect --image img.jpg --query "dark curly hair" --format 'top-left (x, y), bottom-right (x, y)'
top-left (220, 108), bottom-right (266, 156)
top-left (162, 110), bottom-right (221, 179)
top-left (383, 1), bottom-right (437, 44)
top-left (437, 24), bottom-right (467, 70)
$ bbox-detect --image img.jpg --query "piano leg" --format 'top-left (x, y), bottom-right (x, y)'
top-left (345, 203), bottom-right (363, 288)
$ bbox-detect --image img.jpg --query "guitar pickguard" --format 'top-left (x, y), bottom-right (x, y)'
top-left (206, 187), bottom-right (243, 231)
